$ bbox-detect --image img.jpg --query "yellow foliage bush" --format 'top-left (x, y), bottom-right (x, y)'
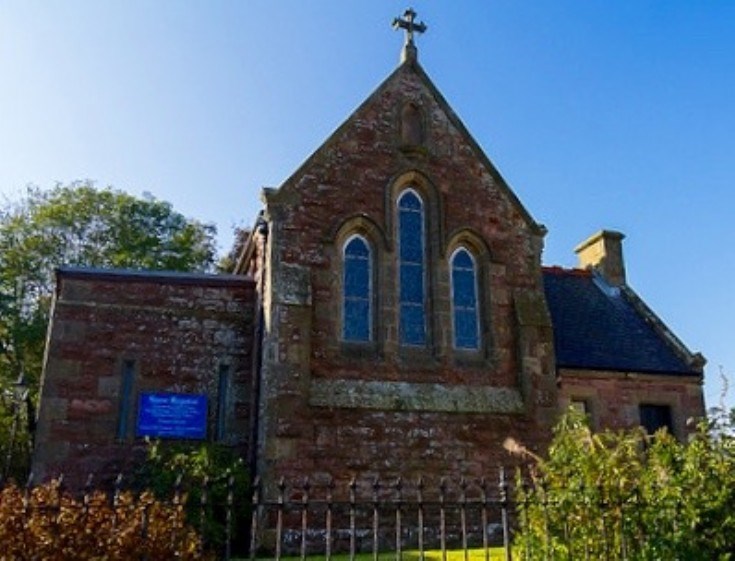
top-left (0, 479), bottom-right (215, 560)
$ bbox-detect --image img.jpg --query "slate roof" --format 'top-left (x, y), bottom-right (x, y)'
top-left (543, 267), bottom-right (700, 375)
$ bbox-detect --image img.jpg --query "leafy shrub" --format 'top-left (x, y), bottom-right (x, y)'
top-left (0, 479), bottom-right (213, 560)
top-left (135, 439), bottom-right (250, 555)
top-left (511, 409), bottom-right (735, 560)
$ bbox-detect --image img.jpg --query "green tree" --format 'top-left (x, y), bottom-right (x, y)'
top-left (0, 181), bottom-right (217, 477)
top-left (216, 225), bottom-right (250, 273)
top-left (510, 409), bottom-right (735, 560)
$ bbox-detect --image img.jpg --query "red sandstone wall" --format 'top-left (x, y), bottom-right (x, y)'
top-left (255, 61), bottom-right (558, 485)
top-left (33, 270), bottom-right (255, 487)
top-left (558, 368), bottom-right (705, 439)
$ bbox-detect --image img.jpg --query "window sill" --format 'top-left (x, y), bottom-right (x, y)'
top-left (451, 347), bottom-right (494, 369)
top-left (339, 340), bottom-right (380, 360)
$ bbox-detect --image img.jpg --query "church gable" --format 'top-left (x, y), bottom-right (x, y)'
top-left (254, 26), bottom-right (558, 482)
top-left (268, 58), bottom-right (542, 244)
top-left (262, 57), bottom-right (550, 375)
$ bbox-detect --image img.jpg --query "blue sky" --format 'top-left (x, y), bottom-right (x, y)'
top-left (1, 1), bottom-right (733, 409)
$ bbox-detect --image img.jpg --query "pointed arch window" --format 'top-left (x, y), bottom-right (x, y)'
top-left (451, 248), bottom-right (480, 349)
top-left (398, 189), bottom-right (426, 346)
top-left (342, 235), bottom-right (372, 342)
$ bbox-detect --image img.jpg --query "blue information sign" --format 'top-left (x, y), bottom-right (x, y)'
top-left (136, 392), bottom-right (208, 439)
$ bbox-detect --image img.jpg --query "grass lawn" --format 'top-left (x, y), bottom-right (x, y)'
top-left (238, 547), bottom-right (508, 561)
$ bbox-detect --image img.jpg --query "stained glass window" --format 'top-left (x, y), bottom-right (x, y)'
top-left (343, 235), bottom-right (372, 342)
top-left (398, 190), bottom-right (426, 346)
top-left (451, 248), bottom-right (479, 349)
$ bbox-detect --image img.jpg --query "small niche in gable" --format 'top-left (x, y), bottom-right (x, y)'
top-left (399, 102), bottom-right (428, 157)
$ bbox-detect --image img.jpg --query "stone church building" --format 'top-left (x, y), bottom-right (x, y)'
top-left (32, 15), bottom-right (705, 488)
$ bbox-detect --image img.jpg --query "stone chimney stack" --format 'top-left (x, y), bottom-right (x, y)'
top-left (575, 230), bottom-right (627, 286)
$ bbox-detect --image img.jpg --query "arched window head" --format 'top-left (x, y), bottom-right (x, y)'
top-left (342, 235), bottom-right (372, 342)
top-left (398, 189), bottom-right (426, 346)
top-left (451, 247), bottom-right (480, 350)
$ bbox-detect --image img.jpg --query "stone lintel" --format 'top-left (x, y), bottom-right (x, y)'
top-left (558, 367), bottom-right (704, 383)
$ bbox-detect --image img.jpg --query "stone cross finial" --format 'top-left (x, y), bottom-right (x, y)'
top-left (393, 8), bottom-right (427, 63)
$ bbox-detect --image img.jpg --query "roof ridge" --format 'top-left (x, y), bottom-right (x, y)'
top-left (542, 265), bottom-right (592, 277)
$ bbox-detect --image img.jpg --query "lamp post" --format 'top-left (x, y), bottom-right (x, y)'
top-left (16, 373), bottom-right (34, 449)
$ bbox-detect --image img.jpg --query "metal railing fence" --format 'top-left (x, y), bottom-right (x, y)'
top-left (0, 469), bottom-right (517, 561)
top-left (249, 471), bottom-right (514, 561)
